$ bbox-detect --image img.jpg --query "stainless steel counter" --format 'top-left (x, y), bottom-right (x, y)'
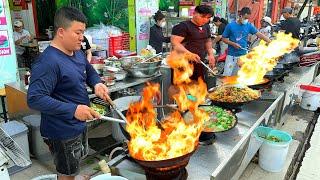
top-left (88, 74), bottom-right (162, 98)
top-left (108, 65), bottom-right (320, 180)
top-left (5, 74), bottom-right (162, 118)
top-left (108, 96), bottom-right (284, 180)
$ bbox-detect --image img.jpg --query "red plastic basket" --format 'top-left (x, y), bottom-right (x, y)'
top-left (109, 35), bottom-right (123, 56)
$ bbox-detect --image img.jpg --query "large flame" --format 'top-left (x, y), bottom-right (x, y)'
top-left (126, 51), bottom-right (208, 161)
top-left (236, 32), bottom-right (299, 85)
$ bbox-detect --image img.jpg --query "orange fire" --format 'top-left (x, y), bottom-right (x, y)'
top-left (236, 32), bottom-right (300, 85)
top-left (126, 51), bottom-right (208, 161)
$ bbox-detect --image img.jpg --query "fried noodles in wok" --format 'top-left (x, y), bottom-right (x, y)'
top-left (208, 86), bottom-right (260, 103)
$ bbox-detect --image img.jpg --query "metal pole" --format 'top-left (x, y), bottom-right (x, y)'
top-left (298, 0), bottom-right (309, 19)
top-left (235, 0), bottom-right (239, 18)
top-left (303, 0), bottom-right (313, 47)
top-left (307, 0), bottom-right (312, 22)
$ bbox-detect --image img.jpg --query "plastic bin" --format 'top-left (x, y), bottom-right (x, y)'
top-left (300, 84), bottom-right (320, 111)
top-left (92, 37), bottom-right (109, 50)
top-left (253, 126), bottom-right (292, 172)
top-left (109, 35), bottom-right (123, 56)
top-left (22, 115), bottom-right (52, 162)
top-left (0, 121), bottom-right (30, 160)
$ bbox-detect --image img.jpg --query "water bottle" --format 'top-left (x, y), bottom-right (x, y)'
top-left (24, 71), bottom-right (31, 85)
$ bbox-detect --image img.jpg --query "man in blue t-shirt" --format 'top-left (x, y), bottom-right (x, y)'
top-left (222, 7), bottom-right (271, 76)
top-left (27, 7), bottom-right (109, 180)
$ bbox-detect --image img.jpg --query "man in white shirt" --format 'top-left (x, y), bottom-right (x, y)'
top-left (13, 20), bottom-right (32, 68)
top-left (260, 16), bottom-right (272, 38)
top-left (13, 20), bottom-right (31, 55)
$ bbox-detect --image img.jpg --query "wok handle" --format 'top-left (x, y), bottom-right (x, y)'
top-left (105, 94), bottom-right (128, 123)
top-left (199, 61), bottom-right (217, 75)
top-left (100, 115), bottom-right (126, 124)
top-left (105, 94), bottom-right (116, 107)
top-left (87, 116), bottom-right (126, 124)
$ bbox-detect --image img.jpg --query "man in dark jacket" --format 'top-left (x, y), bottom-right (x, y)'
top-left (280, 7), bottom-right (301, 39)
top-left (149, 10), bottom-right (170, 53)
top-left (27, 7), bottom-right (109, 180)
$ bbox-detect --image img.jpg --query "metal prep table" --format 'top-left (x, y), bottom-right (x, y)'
top-left (107, 64), bottom-right (320, 180)
top-left (4, 73), bottom-right (163, 119)
top-left (107, 93), bottom-right (284, 180)
top-left (89, 73), bottom-right (162, 97)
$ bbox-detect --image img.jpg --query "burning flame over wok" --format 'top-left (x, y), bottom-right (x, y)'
top-left (225, 32), bottom-right (300, 85)
top-left (126, 51), bottom-right (208, 161)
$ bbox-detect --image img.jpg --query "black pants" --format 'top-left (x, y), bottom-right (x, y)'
top-left (43, 130), bottom-right (88, 176)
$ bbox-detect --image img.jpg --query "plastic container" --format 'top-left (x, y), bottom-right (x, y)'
top-left (91, 173), bottom-right (128, 180)
top-left (300, 84), bottom-right (320, 111)
top-left (22, 115), bottom-right (52, 162)
top-left (109, 35), bottom-right (123, 56)
top-left (253, 126), bottom-right (292, 172)
top-left (0, 121), bottom-right (30, 160)
top-left (92, 37), bottom-right (109, 50)
top-left (31, 174), bottom-right (57, 180)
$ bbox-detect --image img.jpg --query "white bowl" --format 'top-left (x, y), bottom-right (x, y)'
top-left (90, 173), bottom-right (128, 180)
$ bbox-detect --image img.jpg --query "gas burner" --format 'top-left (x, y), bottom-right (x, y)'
top-left (199, 132), bottom-right (216, 145)
top-left (132, 148), bottom-right (196, 180)
top-left (145, 167), bottom-right (188, 180)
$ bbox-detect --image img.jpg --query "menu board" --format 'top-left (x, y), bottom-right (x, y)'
top-left (0, 0), bottom-right (18, 88)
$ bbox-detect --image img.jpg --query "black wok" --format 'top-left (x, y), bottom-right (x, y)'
top-left (216, 75), bottom-right (271, 90)
top-left (264, 69), bottom-right (286, 80)
top-left (208, 85), bottom-right (261, 109)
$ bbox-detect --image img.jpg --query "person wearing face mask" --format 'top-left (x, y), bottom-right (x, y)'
top-left (149, 10), bottom-right (170, 54)
top-left (171, 5), bottom-right (215, 80)
top-left (221, 7), bottom-right (271, 76)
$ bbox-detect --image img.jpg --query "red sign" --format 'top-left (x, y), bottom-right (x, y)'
top-left (314, 6), bottom-right (320, 15)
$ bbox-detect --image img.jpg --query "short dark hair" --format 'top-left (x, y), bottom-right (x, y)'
top-left (195, 5), bottom-right (214, 16)
top-left (154, 10), bottom-right (165, 22)
top-left (53, 7), bottom-right (87, 35)
top-left (212, 16), bottom-right (228, 24)
top-left (239, 7), bottom-right (251, 16)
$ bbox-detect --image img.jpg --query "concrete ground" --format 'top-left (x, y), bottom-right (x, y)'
top-left (1, 113), bottom-right (112, 180)
top-left (240, 106), bottom-right (314, 180)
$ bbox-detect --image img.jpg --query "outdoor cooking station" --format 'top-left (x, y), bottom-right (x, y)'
top-left (3, 53), bottom-right (320, 180)
top-left (105, 63), bottom-right (320, 180)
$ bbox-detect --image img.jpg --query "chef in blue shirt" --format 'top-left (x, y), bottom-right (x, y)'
top-left (27, 7), bottom-right (109, 180)
top-left (222, 7), bottom-right (271, 76)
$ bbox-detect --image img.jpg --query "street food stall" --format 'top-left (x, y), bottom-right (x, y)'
top-left (3, 28), bottom-right (320, 179)
top-left (101, 33), bottom-right (320, 180)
